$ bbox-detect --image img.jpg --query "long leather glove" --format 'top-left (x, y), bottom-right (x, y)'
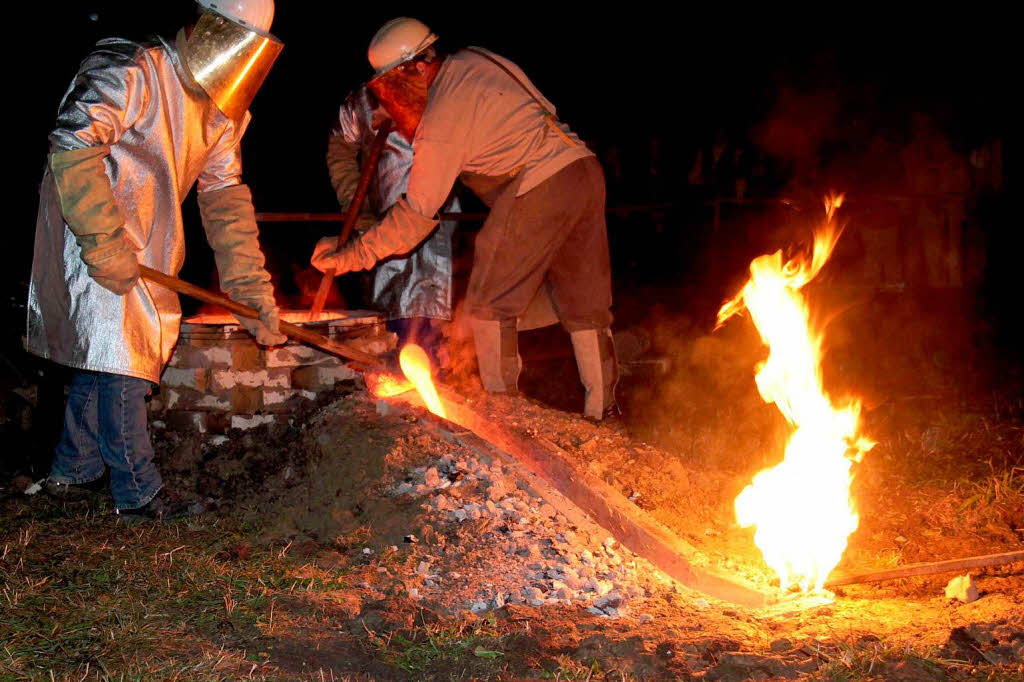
top-left (50, 146), bottom-right (139, 295)
top-left (311, 197), bottom-right (438, 274)
top-left (326, 133), bottom-right (379, 232)
top-left (326, 133), bottom-right (360, 211)
top-left (198, 184), bottom-right (286, 346)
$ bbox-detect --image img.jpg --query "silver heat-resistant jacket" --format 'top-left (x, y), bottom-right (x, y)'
top-left (328, 88), bottom-right (457, 321)
top-left (27, 37), bottom-right (255, 383)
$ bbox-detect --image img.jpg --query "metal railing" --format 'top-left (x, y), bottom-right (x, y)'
top-left (256, 192), bottom-right (972, 232)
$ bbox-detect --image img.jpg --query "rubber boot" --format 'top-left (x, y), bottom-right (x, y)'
top-left (470, 318), bottom-right (521, 393)
top-left (570, 328), bottom-right (619, 420)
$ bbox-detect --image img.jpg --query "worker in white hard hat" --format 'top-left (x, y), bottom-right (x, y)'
top-left (326, 86), bottom-right (460, 371)
top-left (311, 18), bottom-right (618, 420)
top-left (26, 0), bottom-right (286, 519)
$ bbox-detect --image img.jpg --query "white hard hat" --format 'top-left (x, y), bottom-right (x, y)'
top-left (196, 0), bottom-right (274, 34)
top-left (368, 17), bottom-right (438, 75)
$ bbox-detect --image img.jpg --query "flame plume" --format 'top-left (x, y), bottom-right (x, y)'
top-left (717, 194), bottom-right (873, 592)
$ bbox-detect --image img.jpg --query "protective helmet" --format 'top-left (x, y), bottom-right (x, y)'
top-left (368, 17), bottom-right (438, 75)
top-left (196, 0), bottom-right (274, 34)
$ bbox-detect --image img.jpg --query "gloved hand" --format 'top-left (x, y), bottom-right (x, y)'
top-left (352, 209), bottom-right (379, 233)
top-left (233, 295), bottom-right (287, 346)
top-left (310, 197), bottom-right (439, 274)
top-left (49, 146), bottom-right (140, 295)
top-left (198, 184), bottom-right (285, 344)
top-left (83, 231), bottom-right (140, 295)
top-left (311, 235), bottom-right (372, 274)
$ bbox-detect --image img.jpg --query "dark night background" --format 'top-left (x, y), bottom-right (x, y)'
top-left (8, 3), bottom-right (1018, 357)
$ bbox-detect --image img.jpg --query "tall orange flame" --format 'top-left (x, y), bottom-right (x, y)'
top-left (399, 344), bottom-right (447, 418)
top-left (717, 194), bottom-right (873, 592)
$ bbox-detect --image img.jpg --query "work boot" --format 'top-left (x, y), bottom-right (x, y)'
top-left (470, 317), bottom-right (521, 393)
top-left (116, 488), bottom-right (205, 522)
top-left (570, 328), bottom-right (619, 420)
top-left (44, 477), bottom-right (106, 502)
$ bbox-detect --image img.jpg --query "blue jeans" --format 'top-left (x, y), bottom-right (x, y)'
top-left (48, 370), bottom-right (162, 510)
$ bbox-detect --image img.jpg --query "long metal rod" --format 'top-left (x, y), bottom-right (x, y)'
top-left (256, 210), bottom-right (484, 222)
top-left (309, 119), bottom-right (394, 320)
top-left (138, 265), bottom-right (383, 368)
top-left (254, 205), bottom-right (673, 224)
top-left (825, 550), bottom-right (1024, 587)
top-left (254, 194), bottom-right (973, 226)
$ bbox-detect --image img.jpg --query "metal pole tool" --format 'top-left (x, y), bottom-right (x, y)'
top-left (309, 118), bottom-right (394, 320)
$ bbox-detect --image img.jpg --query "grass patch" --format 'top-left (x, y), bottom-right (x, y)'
top-left (0, 496), bottom-right (518, 680)
top-left (0, 497), bottom-right (362, 679)
top-left (813, 636), bottom-right (1024, 682)
top-left (364, 612), bottom-right (511, 678)
top-left (538, 655), bottom-right (603, 680)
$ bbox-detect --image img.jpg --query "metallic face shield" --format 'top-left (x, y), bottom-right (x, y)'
top-left (367, 65), bottom-right (429, 142)
top-left (181, 11), bottom-right (284, 120)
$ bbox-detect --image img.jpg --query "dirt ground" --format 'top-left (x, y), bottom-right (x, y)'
top-left (2, 286), bottom-right (1024, 680)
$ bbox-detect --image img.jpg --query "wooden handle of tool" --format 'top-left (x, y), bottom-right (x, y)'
top-left (139, 265), bottom-right (382, 367)
top-left (309, 118), bottom-right (395, 319)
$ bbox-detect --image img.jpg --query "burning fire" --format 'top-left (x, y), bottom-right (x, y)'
top-left (399, 344), bottom-right (447, 418)
top-left (717, 194), bottom-right (873, 592)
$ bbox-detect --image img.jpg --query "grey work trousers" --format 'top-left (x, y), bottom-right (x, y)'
top-left (466, 156), bottom-right (613, 332)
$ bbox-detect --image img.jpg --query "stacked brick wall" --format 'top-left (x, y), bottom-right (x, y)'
top-left (150, 311), bottom-right (392, 434)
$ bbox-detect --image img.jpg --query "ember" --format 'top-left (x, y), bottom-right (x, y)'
top-left (717, 194), bottom-right (874, 592)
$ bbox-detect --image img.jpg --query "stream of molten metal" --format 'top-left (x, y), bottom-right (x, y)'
top-left (399, 344), bottom-right (447, 418)
top-left (717, 194), bottom-right (873, 592)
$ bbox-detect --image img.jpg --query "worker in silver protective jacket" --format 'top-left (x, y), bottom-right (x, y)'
top-left (312, 18), bottom-right (618, 419)
top-left (326, 86), bottom-right (458, 369)
top-left (26, 0), bottom-right (286, 519)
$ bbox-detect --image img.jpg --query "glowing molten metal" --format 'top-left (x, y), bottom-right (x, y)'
top-left (399, 344), bottom-right (447, 418)
top-left (717, 195), bottom-right (873, 592)
top-left (366, 371), bottom-right (412, 398)
top-left (185, 310), bottom-right (346, 325)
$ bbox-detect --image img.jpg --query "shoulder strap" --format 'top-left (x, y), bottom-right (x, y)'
top-left (464, 47), bottom-right (579, 148)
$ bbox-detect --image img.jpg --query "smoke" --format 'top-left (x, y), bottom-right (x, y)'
top-left (624, 307), bottom-right (791, 479)
top-left (752, 85), bottom-right (842, 187)
top-left (442, 300), bottom-right (483, 388)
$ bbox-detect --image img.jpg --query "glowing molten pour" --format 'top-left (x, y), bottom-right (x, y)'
top-left (399, 344), bottom-right (446, 418)
top-left (366, 371), bottom-right (412, 398)
top-left (717, 194), bottom-right (873, 592)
